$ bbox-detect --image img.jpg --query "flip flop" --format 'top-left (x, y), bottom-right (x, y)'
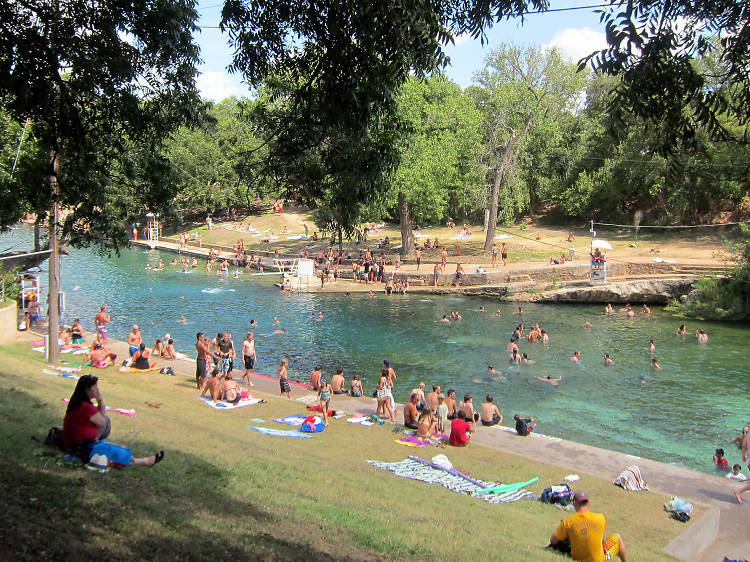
top-left (151, 450), bottom-right (165, 466)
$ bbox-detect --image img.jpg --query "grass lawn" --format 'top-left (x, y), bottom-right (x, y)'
top-left (176, 209), bottom-right (728, 269)
top-left (2, 341), bottom-right (690, 560)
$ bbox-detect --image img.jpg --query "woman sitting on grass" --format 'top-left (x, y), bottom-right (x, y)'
top-left (132, 343), bottom-right (156, 370)
top-left (222, 373), bottom-right (241, 404)
top-left (416, 409), bottom-right (438, 438)
top-left (63, 374), bottom-right (164, 467)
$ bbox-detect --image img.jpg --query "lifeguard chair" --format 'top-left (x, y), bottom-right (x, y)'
top-left (145, 212), bottom-right (160, 249)
top-left (589, 239), bottom-right (611, 285)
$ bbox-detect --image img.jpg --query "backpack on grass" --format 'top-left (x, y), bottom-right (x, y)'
top-left (541, 484), bottom-right (573, 506)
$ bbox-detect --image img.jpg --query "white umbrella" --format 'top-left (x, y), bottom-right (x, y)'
top-left (591, 239), bottom-right (613, 250)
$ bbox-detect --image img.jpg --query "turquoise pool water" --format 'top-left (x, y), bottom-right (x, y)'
top-left (4, 225), bottom-right (749, 474)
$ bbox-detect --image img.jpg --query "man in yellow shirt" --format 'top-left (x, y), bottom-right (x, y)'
top-left (549, 491), bottom-right (629, 562)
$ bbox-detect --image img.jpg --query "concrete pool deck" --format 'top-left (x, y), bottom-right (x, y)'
top-left (42, 328), bottom-right (749, 561)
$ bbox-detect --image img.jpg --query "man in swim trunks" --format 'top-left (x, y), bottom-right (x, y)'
top-left (216, 332), bottom-right (236, 374)
top-left (403, 394), bottom-right (419, 429)
top-left (128, 325), bottom-right (142, 357)
top-left (426, 385), bottom-right (440, 413)
top-left (415, 247), bottom-right (422, 271)
top-left (241, 332), bottom-right (257, 387)
top-left (454, 263), bottom-right (464, 286)
top-left (445, 389), bottom-right (458, 420)
top-left (549, 491), bottom-right (629, 561)
top-left (460, 394), bottom-right (480, 422)
top-left (433, 263), bottom-right (441, 287)
top-left (480, 395), bottom-right (503, 426)
top-left (309, 365), bottom-right (322, 390)
top-left (331, 368), bottom-right (347, 394)
top-left (501, 242), bottom-right (508, 266)
top-left (195, 332), bottom-right (219, 389)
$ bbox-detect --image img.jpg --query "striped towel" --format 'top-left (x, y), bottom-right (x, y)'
top-left (367, 459), bottom-right (536, 503)
top-left (613, 465), bottom-right (649, 491)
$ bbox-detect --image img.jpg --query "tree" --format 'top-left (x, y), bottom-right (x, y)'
top-left (585, 0), bottom-right (750, 151)
top-left (0, 0), bottom-right (205, 249)
top-left (391, 75), bottom-right (484, 256)
top-left (471, 44), bottom-right (585, 249)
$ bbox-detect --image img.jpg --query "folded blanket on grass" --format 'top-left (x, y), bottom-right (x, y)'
top-left (367, 458), bottom-right (537, 504)
top-left (246, 426), bottom-right (312, 438)
top-left (118, 366), bottom-right (159, 373)
top-left (614, 465), bottom-right (648, 491)
top-left (199, 396), bottom-right (265, 409)
top-left (61, 398), bottom-right (136, 417)
top-left (395, 434), bottom-right (448, 447)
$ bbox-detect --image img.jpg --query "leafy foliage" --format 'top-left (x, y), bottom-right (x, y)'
top-left (0, 0), bottom-right (205, 249)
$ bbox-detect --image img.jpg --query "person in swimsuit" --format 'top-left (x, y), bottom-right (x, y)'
top-left (277, 358), bottom-right (291, 398)
top-left (676, 324), bottom-right (688, 335)
top-left (603, 353), bottom-right (615, 366)
top-left (70, 319), bottom-right (85, 345)
top-left (318, 379), bottom-right (332, 426)
top-left (162, 339), bottom-right (176, 360)
top-left (491, 244), bottom-right (498, 267)
top-left (152, 339), bottom-right (164, 357)
top-left (501, 242), bottom-right (508, 266)
top-left (415, 248), bottom-right (422, 271)
top-left (416, 409), bottom-right (437, 438)
top-left (128, 325), bottom-right (142, 358)
top-left (375, 370), bottom-right (396, 422)
top-left (132, 343), bottom-right (155, 370)
top-left (536, 375), bottom-right (562, 385)
top-left (445, 389), bottom-right (458, 420)
top-left (651, 357), bottom-right (662, 369)
top-left (87, 343), bottom-right (113, 368)
top-left (94, 306), bottom-right (110, 339)
top-left (350, 374), bottom-right (363, 397)
top-left (480, 395), bottom-right (502, 426)
top-left (241, 332), bottom-right (257, 387)
top-left (195, 332), bottom-right (219, 389)
top-left (222, 373), bottom-right (242, 404)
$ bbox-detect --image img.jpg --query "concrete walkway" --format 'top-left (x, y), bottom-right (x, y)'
top-left (52, 328), bottom-right (749, 562)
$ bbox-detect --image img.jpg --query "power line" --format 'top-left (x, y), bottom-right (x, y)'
top-left (197, 2), bottom-right (617, 29)
top-left (594, 221), bottom-right (750, 229)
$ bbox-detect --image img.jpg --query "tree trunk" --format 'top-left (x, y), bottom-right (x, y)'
top-left (337, 225), bottom-right (343, 253)
top-left (34, 215), bottom-right (42, 251)
top-left (483, 207), bottom-right (489, 232)
top-left (398, 191), bottom-right (414, 257)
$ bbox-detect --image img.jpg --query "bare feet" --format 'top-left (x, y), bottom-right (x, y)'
top-left (736, 490), bottom-right (743, 504)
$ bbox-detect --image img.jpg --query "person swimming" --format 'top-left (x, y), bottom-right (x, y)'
top-left (676, 324), bottom-right (688, 335)
top-left (603, 353), bottom-right (615, 366)
top-left (651, 357), bottom-right (662, 370)
top-left (648, 339), bottom-right (656, 352)
top-left (570, 350), bottom-right (581, 364)
top-left (536, 375), bottom-right (562, 385)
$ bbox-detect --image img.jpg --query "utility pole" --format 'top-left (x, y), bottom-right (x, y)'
top-left (48, 150), bottom-right (60, 365)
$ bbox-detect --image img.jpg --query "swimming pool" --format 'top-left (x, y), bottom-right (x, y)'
top-left (5, 225), bottom-right (749, 474)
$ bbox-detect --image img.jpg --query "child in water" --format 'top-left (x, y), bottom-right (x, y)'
top-left (713, 448), bottom-right (730, 472)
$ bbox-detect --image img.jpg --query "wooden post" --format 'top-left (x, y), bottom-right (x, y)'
top-left (48, 150), bottom-right (60, 366)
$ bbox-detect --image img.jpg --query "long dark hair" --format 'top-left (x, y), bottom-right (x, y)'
top-left (66, 374), bottom-right (98, 413)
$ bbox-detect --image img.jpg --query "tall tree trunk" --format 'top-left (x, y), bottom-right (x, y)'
top-left (337, 225), bottom-right (343, 253)
top-left (398, 191), bottom-right (414, 257)
top-left (34, 215), bottom-right (42, 252)
top-left (483, 118), bottom-right (534, 250)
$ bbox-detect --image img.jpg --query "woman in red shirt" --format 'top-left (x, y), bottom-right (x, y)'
top-left (63, 374), bottom-right (164, 466)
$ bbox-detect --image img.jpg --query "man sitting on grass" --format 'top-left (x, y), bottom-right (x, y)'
top-left (549, 491), bottom-right (629, 562)
top-left (449, 411), bottom-right (476, 447)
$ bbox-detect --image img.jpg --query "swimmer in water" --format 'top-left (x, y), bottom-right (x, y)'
top-left (509, 349), bottom-right (520, 364)
top-left (479, 306), bottom-right (485, 312)
top-left (536, 375), bottom-right (562, 385)
top-left (170, 258), bottom-right (178, 266)
top-left (541, 329), bottom-right (549, 344)
top-left (250, 319), bottom-right (258, 327)
top-left (272, 328), bottom-right (286, 334)
top-left (368, 290), bottom-right (375, 298)
top-left (570, 350), bottom-right (581, 364)
top-left (648, 339), bottom-right (656, 352)
top-left (273, 317), bottom-right (280, 325)
top-left (605, 303), bottom-right (614, 314)
top-left (440, 315), bottom-right (450, 323)
top-left (521, 353), bottom-right (533, 364)
top-left (145, 264), bottom-right (152, 270)
top-left (178, 315), bottom-right (187, 323)
top-left (583, 321), bottom-right (592, 328)
top-left (651, 357), bottom-right (662, 370)
top-left (487, 365), bottom-right (501, 375)
top-left (696, 329), bottom-right (709, 343)
top-left (642, 304), bottom-right (651, 314)
top-left (603, 353), bottom-right (615, 366)
top-left (515, 307), bottom-right (524, 315)
top-left (676, 324), bottom-right (688, 335)
top-left (318, 311), bottom-right (323, 318)
top-left (493, 309), bottom-right (502, 316)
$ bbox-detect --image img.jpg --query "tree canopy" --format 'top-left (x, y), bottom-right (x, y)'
top-left (0, 0), bottom-right (205, 249)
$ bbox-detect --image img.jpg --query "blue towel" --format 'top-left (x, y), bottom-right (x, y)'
top-left (246, 426), bottom-right (312, 438)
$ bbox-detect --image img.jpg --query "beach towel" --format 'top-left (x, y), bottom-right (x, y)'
top-left (347, 415), bottom-right (369, 424)
top-left (306, 405), bottom-right (336, 416)
top-left (199, 396), bottom-right (265, 410)
top-left (118, 366), bottom-right (159, 373)
top-left (42, 368), bottom-right (79, 381)
top-left (367, 458), bottom-right (537, 504)
top-left (246, 426), bottom-right (312, 438)
top-left (50, 365), bottom-right (81, 373)
top-left (274, 414), bottom-right (308, 426)
top-left (72, 349), bottom-right (88, 355)
top-left (613, 465), bottom-right (648, 491)
top-left (299, 418), bottom-right (325, 433)
top-left (395, 434), bottom-right (448, 448)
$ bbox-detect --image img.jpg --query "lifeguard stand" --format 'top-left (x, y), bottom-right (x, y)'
top-left (146, 212), bottom-right (160, 249)
top-left (589, 239), bottom-right (611, 285)
top-left (274, 258), bottom-right (315, 292)
top-left (19, 272), bottom-right (42, 309)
